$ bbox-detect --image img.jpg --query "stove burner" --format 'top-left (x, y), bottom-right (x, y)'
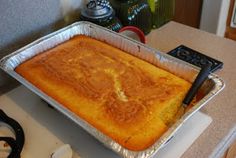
top-left (0, 110), bottom-right (25, 158)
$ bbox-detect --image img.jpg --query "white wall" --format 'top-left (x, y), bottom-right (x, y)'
top-left (200, 0), bottom-right (230, 37)
top-left (0, 0), bottom-right (85, 86)
top-left (60, 0), bottom-right (85, 24)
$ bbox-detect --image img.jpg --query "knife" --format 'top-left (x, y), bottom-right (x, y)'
top-left (175, 62), bottom-right (212, 119)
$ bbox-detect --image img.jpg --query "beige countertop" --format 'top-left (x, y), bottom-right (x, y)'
top-left (146, 21), bottom-right (236, 158)
top-left (0, 21), bottom-right (235, 158)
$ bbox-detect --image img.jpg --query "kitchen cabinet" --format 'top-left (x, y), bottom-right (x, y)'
top-left (225, 0), bottom-right (236, 40)
top-left (174, 0), bottom-right (203, 28)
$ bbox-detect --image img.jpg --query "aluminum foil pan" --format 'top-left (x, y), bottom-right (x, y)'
top-left (0, 21), bottom-right (225, 158)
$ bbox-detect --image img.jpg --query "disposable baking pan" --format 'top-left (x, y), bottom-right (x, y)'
top-left (0, 21), bottom-right (225, 158)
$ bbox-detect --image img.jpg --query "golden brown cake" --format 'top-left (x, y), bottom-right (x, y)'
top-left (15, 35), bottom-right (191, 151)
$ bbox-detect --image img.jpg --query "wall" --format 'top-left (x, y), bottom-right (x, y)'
top-left (200, 0), bottom-right (230, 36)
top-left (0, 0), bottom-right (85, 86)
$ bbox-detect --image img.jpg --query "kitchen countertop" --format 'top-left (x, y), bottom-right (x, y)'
top-left (146, 21), bottom-right (236, 158)
top-left (0, 21), bottom-right (236, 157)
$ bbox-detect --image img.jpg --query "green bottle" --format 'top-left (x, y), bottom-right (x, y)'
top-left (111, 0), bottom-right (152, 35)
top-left (148, 0), bottom-right (175, 28)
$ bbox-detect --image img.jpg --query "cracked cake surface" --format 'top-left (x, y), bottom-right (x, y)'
top-left (15, 35), bottom-right (191, 151)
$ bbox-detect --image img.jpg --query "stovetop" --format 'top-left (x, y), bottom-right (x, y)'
top-left (0, 109), bottom-right (24, 158)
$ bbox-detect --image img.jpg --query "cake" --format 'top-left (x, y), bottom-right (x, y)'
top-left (15, 35), bottom-right (191, 151)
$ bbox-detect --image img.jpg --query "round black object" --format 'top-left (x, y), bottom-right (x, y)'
top-left (0, 110), bottom-right (25, 158)
top-left (80, 0), bottom-right (123, 32)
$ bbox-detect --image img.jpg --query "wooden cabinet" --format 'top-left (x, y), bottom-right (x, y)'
top-left (174, 0), bottom-right (203, 28)
top-left (225, 0), bottom-right (236, 40)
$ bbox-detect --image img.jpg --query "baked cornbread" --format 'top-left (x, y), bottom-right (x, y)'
top-left (15, 35), bottom-right (191, 151)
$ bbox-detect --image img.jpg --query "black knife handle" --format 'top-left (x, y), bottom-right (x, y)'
top-left (0, 109), bottom-right (25, 158)
top-left (183, 62), bottom-right (212, 106)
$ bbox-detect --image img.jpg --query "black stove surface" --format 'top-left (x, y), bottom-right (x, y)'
top-left (0, 110), bottom-right (25, 158)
